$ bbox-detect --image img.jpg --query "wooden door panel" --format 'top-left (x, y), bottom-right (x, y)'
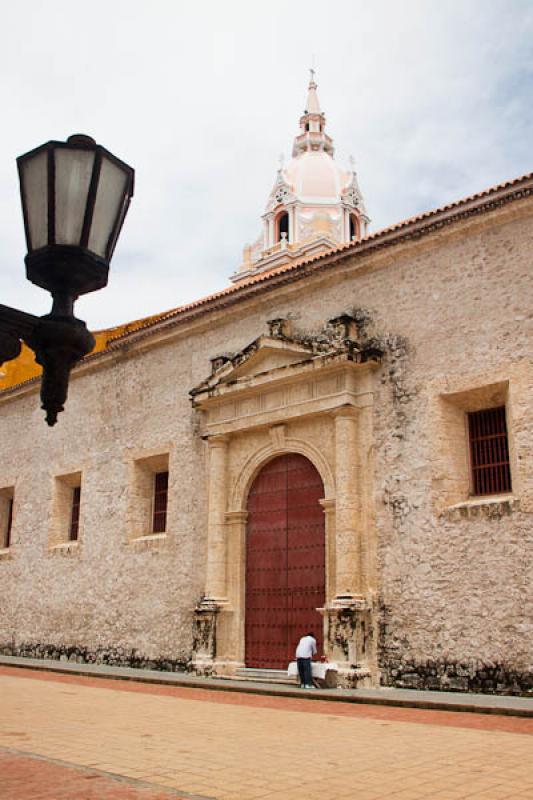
top-left (245, 454), bottom-right (325, 669)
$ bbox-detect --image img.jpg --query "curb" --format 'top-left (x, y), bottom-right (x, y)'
top-left (1, 656), bottom-right (531, 719)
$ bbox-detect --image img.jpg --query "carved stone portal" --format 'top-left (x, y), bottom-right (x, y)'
top-left (190, 314), bottom-right (383, 687)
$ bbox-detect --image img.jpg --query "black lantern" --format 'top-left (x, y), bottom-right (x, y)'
top-left (0, 135), bottom-right (134, 426)
top-left (18, 134), bottom-right (134, 305)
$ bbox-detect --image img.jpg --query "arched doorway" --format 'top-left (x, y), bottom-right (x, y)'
top-left (245, 453), bottom-right (325, 669)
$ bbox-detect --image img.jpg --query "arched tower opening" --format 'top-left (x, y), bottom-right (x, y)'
top-left (276, 211), bottom-right (290, 243)
top-left (349, 213), bottom-right (360, 242)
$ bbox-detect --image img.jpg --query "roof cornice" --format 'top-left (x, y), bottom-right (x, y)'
top-left (107, 170), bottom-right (533, 346)
top-left (1, 170), bottom-right (533, 399)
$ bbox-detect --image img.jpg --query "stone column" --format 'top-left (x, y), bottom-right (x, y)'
top-left (343, 208), bottom-right (349, 243)
top-left (204, 434), bottom-right (229, 602)
top-left (333, 406), bottom-right (361, 599)
top-left (267, 217), bottom-right (274, 247)
top-left (289, 205), bottom-right (297, 244)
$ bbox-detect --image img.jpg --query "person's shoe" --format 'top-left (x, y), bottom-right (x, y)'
top-left (305, 684), bottom-right (315, 689)
top-left (300, 684), bottom-right (305, 688)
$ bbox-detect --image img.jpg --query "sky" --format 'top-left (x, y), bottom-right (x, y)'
top-left (1, 0), bottom-right (532, 330)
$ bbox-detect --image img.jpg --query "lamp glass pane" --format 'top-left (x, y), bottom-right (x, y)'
top-left (21, 150), bottom-right (48, 251)
top-left (88, 156), bottom-right (128, 258)
top-left (55, 147), bottom-right (95, 246)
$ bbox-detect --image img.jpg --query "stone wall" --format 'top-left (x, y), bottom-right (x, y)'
top-left (0, 198), bottom-right (531, 693)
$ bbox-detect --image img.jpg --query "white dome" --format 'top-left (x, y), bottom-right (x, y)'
top-left (283, 151), bottom-right (351, 204)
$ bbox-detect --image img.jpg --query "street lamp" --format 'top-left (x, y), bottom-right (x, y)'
top-left (0, 135), bottom-right (134, 426)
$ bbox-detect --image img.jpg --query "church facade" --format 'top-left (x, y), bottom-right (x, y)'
top-left (0, 78), bottom-right (531, 694)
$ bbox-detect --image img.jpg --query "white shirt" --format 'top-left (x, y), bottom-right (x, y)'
top-left (295, 635), bottom-right (317, 659)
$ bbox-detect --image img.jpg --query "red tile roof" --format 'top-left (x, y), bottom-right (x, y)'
top-left (107, 169), bottom-right (533, 345)
top-left (1, 169), bottom-right (532, 395)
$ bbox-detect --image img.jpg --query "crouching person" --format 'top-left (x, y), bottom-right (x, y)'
top-left (296, 632), bottom-right (317, 689)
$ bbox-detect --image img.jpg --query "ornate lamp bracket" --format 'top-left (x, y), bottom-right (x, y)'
top-left (0, 302), bottom-right (95, 426)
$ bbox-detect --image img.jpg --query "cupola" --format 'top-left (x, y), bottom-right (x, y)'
top-left (233, 71), bottom-right (369, 281)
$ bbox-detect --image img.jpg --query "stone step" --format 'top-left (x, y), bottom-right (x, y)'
top-left (235, 668), bottom-right (296, 686)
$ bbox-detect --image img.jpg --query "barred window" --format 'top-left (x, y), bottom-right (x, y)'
top-left (1, 490), bottom-right (14, 550)
top-left (152, 471), bottom-right (169, 533)
top-left (69, 486), bottom-right (81, 541)
top-left (6, 498), bottom-right (13, 548)
top-left (468, 407), bottom-right (511, 496)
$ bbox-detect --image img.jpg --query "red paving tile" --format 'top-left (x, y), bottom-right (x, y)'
top-left (1, 665), bottom-right (532, 737)
top-left (0, 749), bottom-right (189, 800)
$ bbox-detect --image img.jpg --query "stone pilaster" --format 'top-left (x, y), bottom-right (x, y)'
top-left (204, 434), bottom-right (229, 603)
top-left (192, 434), bottom-right (229, 674)
top-left (325, 398), bottom-right (377, 687)
top-left (354, 374), bottom-right (376, 596)
top-left (217, 509), bottom-right (249, 670)
top-left (319, 498), bottom-right (336, 601)
top-left (332, 406), bottom-right (361, 600)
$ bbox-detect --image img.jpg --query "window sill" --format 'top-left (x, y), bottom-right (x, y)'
top-left (127, 532), bottom-right (168, 551)
top-left (48, 541), bottom-right (80, 556)
top-left (442, 495), bottom-right (518, 521)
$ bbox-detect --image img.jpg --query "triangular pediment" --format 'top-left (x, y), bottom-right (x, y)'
top-left (191, 335), bottom-right (316, 400)
top-left (228, 336), bottom-right (314, 380)
top-left (190, 313), bottom-right (385, 407)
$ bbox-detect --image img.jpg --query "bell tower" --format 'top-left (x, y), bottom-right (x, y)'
top-left (233, 72), bottom-right (370, 282)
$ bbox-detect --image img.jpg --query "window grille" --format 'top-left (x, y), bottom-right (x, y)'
top-left (152, 471), bottom-right (169, 533)
top-left (4, 498), bottom-right (13, 549)
top-left (468, 407), bottom-right (511, 496)
top-left (69, 486), bottom-right (81, 541)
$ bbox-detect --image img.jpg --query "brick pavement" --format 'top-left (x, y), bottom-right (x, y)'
top-left (0, 749), bottom-right (200, 800)
top-left (0, 667), bottom-right (532, 800)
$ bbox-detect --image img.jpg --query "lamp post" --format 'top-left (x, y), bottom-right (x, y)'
top-left (0, 134), bottom-right (134, 426)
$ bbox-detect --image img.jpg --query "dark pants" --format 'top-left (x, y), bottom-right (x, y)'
top-left (297, 657), bottom-right (313, 687)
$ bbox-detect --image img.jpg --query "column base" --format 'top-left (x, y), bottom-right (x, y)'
top-left (336, 665), bottom-right (373, 689)
top-left (319, 595), bottom-right (378, 687)
top-left (191, 597), bottom-right (227, 675)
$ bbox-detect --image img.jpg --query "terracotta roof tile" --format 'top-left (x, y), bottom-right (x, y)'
top-left (1, 169), bottom-right (532, 396)
top-left (107, 169), bottom-right (533, 344)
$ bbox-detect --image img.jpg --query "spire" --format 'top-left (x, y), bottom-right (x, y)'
top-left (292, 70), bottom-right (334, 157)
top-left (305, 68), bottom-right (321, 114)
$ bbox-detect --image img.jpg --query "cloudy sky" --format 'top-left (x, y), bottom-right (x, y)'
top-left (1, 0), bottom-right (532, 330)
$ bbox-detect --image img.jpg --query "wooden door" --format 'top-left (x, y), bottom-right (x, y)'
top-left (245, 453), bottom-right (325, 669)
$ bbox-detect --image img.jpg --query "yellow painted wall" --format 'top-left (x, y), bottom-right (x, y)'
top-left (0, 312), bottom-right (167, 392)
